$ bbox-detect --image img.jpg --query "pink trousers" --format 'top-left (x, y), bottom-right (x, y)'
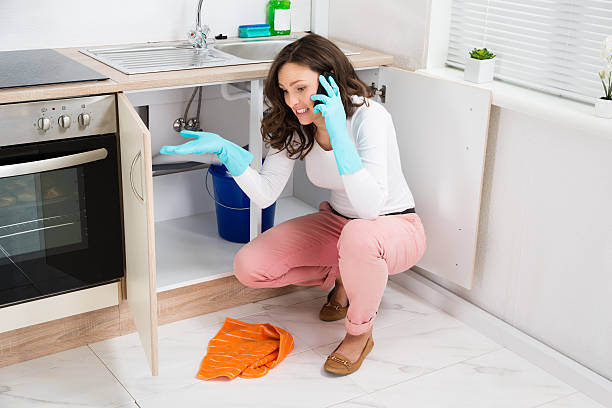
top-left (233, 201), bottom-right (426, 335)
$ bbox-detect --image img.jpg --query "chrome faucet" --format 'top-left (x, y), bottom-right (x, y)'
top-left (187, 0), bottom-right (212, 50)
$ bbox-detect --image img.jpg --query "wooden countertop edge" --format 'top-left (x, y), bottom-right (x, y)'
top-left (0, 36), bottom-right (393, 104)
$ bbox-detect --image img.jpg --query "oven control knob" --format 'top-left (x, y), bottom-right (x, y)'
top-left (78, 113), bottom-right (91, 127)
top-left (37, 117), bottom-right (51, 131)
top-left (58, 115), bottom-right (72, 129)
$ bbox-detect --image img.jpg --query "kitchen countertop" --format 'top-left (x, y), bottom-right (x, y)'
top-left (0, 35), bottom-right (393, 104)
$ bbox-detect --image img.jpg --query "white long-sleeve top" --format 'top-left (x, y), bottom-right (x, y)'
top-left (233, 96), bottom-right (415, 220)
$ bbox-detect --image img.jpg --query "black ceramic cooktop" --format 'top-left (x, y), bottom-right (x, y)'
top-left (0, 49), bottom-right (108, 89)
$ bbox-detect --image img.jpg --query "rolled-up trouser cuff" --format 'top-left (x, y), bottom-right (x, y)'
top-left (345, 313), bottom-right (376, 335)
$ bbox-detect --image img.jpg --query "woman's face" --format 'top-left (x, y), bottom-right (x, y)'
top-left (277, 62), bottom-right (324, 127)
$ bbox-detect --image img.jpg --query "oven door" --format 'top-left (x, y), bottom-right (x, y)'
top-left (0, 134), bottom-right (123, 308)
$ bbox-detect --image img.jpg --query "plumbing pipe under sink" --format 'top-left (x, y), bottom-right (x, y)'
top-left (220, 83), bottom-right (250, 101)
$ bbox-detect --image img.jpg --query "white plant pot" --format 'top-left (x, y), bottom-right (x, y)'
top-left (464, 57), bottom-right (496, 84)
top-left (595, 98), bottom-right (612, 119)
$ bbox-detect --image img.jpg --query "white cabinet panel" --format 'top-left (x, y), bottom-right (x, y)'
top-left (380, 67), bottom-right (491, 289)
top-left (117, 93), bottom-right (159, 376)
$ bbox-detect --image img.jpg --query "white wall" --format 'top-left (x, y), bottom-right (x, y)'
top-left (329, 0), bottom-right (612, 382)
top-left (0, 0), bottom-right (311, 51)
top-left (328, 0), bottom-right (431, 70)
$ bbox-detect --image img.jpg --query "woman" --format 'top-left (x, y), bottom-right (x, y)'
top-left (160, 34), bottom-right (426, 375)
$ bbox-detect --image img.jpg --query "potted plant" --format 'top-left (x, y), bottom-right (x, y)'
top-left (596, 37), bottom-right (612, 119)
top-left (464, 48), bottom-right (496, 84)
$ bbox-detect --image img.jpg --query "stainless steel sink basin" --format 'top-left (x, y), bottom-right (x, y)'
top-left (80, 38), bottom-right (360, 75)
top-left (214, 39), bottom-right (294, 62)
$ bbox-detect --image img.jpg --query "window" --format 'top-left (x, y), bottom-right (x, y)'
top-left (447, 0), bottom-right (612, 103)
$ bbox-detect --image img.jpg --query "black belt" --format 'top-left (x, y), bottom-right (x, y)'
top-left (330, 205), bottom-right (415, 220)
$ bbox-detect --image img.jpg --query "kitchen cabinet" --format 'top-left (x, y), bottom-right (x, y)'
top-left (117, 93), bottom-right (159, 376)
top-left (116, 67), bottom-right (491, 376)
top-left (376, 67), bottom-right (492, 289)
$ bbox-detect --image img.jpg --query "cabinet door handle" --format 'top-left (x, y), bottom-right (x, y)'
top-left (0, 148), bottom-right (108, 179)
top-left (129, 150), bottom-right (144, 202)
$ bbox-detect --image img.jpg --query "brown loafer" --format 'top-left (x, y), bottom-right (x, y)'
top-left (319, 286), bottom-right (348, 321)
top-left (324, 335), bottom-right (374, 375)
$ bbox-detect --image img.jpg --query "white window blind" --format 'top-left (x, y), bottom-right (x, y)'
top-left (447, 0), bottom-right (612, 103)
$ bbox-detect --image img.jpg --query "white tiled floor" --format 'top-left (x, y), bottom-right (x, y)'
top-left (0, 282), bottom-right (605, 408)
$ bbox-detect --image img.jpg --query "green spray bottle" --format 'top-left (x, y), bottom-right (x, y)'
top-left (267, 1), bottom-right (291, 36)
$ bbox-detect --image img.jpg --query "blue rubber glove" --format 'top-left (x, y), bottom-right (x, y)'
top-left (160, 130), bottom-right (254, 177)
top-left (311, 75), bottom-right (363, 175)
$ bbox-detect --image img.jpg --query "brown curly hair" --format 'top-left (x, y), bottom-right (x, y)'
top-left (261, 34), bottom-right (373, 159)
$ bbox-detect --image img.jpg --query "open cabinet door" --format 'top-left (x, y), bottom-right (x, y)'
top-left (379, 67), bottom-right (491, 289)
top-left (117, 93), bottom-right (159, 375)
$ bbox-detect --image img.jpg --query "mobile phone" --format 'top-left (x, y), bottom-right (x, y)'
top-left (314, 71), bottom-right (336, 106)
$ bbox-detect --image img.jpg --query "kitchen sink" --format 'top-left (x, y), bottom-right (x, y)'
top-left (80, 38), bottom-right (359, 75)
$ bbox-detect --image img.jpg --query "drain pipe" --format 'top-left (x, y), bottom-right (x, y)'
top-left (220, 83), bottom-right (251, 101)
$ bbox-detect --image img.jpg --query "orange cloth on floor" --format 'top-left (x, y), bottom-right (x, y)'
top-left (196, 317), bottom-right (294, 380)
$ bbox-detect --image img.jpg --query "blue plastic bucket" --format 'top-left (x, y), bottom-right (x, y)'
top-left (207, 163), bottom-right (276, 243)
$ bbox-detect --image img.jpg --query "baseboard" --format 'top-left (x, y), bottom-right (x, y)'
top-left (390, 269), bottom-right (612, 408)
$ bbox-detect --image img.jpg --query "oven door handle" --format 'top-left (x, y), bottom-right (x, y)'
top-left (0, 148), bottom-right (108, 178)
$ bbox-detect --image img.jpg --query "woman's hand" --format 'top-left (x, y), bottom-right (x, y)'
top-left (311, 75), bottom-right (347, 139)
top-left (160, 130), bottom-right (253, 177)
top-left (311, 75), bottom-right (363, 175)
top-left (160, 130), bottom-right (225, 155)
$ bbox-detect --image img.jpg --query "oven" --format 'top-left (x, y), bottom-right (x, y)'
top-left (0, 95), bottom-right (123, 308)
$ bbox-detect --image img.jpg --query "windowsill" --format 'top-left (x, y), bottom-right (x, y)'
top-left (417, 66), bottom-right (612, 139)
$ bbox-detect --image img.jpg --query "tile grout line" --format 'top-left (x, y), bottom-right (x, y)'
top-left (87, 343), bottom-right (141, 407)
top-left (324, 388), bottom-right (372, 408)
top-left (320, 307), bottom-right (508, 407)
top-left (530, 392), bottom-right (580, 408)
top-left (326, 346), bottom-right (507, 407)
top-left (332, 342), bottom-right (584, 408)
top-left (366, 347), bottom-right (503, 391)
